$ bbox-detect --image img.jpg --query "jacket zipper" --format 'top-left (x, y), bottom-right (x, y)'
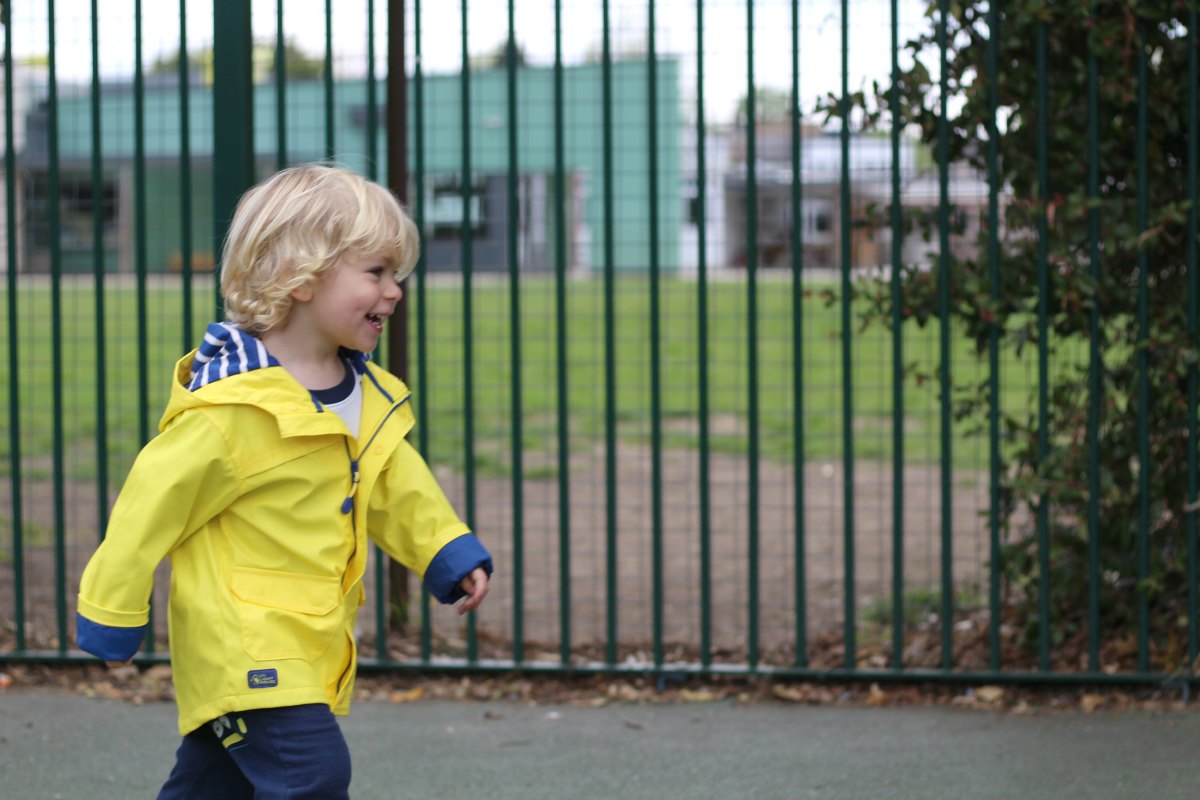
top-left (339, 390), bottom-right (411, 516)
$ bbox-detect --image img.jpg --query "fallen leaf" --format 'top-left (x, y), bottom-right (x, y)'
top-left (1111, 637), bottom-right (1138, 658)
top-left (388, 687), bottom-right (424, 703)
top-left (107, 665), bottom-right (139, 682)
top-left (975, 686), bottom-right (1006, 705)
top-left (143, 665), bottom-right (173, 682)
top-left (952, 693), bottom-right (976, 707)
top-left (865, 683), bottom-right (888, 707)
top-left (607, 682), bottom-right (645, 702)
top-left (1080, 694), bottom-right (1105, 713)
top-left (772, 684), bottom-right (811, 703)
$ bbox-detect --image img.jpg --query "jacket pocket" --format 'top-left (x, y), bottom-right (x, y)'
top-left (230, 567), bottom-right (343, 661)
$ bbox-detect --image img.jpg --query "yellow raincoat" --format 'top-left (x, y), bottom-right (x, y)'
top-left (77, 326), bottom-right (490, 735)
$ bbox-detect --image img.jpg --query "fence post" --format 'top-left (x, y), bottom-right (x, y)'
top-left (4, 0), bottom-right (26, 653)
top-left (386, 0), bottom-right (412, 632)
top-left (212, 0), bottom-right (254, 280)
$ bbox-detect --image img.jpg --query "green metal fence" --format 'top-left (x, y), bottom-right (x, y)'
top-left (2, 0), bottom-right (1200, 688)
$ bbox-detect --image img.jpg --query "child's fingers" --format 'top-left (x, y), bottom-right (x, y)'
top-left (458, 585), bottom-right (482, 614)
top-left (457, 591), bottom-right (479, 614)
top-left (457, 568), bottom-right (489, 614)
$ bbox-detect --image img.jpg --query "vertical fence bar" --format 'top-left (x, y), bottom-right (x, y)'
top-left (601, 0), bottom-right (618, 666)
top-left (364, 0), bottom-right (384, 657)
top-left (695, 0), bottom-right (713, 668)
top-left (180, 0), bottom-right (193, 349)
top-left (385, 0), bottom-right (411, 654)
top-left (366, 0), bottom-right (378, 178)
top-left (213, 0), bottom-right (255, 286)
top-left (936, 0), bottom-right (953, 670)
top-left (368, 0), bottom-right (386, 660)
top-left (1035, 20), bottom-right (1052, 673)
top-left (134, 1), bottom-right (148, 444)
top-left (275, 0), bottom-right (287, 169)
top-left (1085, 3), bottom-right (1102, 672)
top-left (552, 0), bottom-right (572, 667)
top-left (324, 0), bottom-right (334, 160)
top-left (135, 0), bottom-right (154, 653)
top-left (648, 0), bottom-right (664, 668)
top-left (47, 0), bottom-right (68, 654)
top-left (1187, 1), bottom-right (1199, 669)
top-left (1134, 24), bottom-right (1150, 674)
top-left (412, 0), bottom-right (434, 664)
top-left (888, 0), bottom-right (904, 670)
top-left (746, 0), bottom-right (761, 670)
top-left (791, 0), bottom-right (806, 669)
top-left (388, 0), bottom-right (410, 460)
top-left (985, 0), bottom-right (1001, 673)
top-left (505, 0), bottom-right (524, 665)
top-left (838, 0), bottom-right (855, 669)
top-left (2, 0), bottom-right (24, 652)
top-left (460, 0), bottom-right (478, 663)
top-left (91, 0), bottom-right (109, 535)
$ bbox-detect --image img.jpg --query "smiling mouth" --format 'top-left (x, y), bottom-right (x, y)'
top-left (367, 313), bottom-right (384, 330)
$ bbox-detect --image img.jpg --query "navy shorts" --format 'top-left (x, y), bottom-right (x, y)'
top-left (156, 704), bottom-right (351, 800)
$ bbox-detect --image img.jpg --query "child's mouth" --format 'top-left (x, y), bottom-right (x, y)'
top-left (367, 314), bottom-right (383, 331)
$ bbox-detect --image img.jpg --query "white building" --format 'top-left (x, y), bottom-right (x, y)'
top-left (681, 120), bottom-right (994, 275)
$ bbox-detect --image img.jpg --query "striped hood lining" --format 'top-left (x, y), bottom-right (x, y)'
top-left (187, 322), bottom-right (371, 392)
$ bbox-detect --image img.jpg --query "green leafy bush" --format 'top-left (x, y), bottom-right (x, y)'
top-left (838, 0), bottom-right (1199, 667)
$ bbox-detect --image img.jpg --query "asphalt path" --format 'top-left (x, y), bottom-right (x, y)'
top-left (2, 689), bottom-right (1198, 799)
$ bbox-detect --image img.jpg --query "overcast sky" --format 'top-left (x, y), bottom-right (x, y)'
top-left (8, 0), bottom-right (930, 124)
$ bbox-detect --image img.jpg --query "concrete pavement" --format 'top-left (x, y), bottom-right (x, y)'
top-left (2, 688), bottom-right (1198, 799)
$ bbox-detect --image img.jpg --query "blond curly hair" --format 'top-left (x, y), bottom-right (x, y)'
top-left (220, 164), bottom-right (420, 335)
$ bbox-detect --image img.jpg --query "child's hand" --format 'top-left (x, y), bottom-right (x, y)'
top-left (457, 567), bottom-right (489, 615)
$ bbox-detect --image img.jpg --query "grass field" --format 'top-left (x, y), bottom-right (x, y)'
top-left (0, 272), bottom-right (1077, 485)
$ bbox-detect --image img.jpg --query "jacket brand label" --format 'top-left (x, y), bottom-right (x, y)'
top-left (247, 669), bottom-right (279, 689)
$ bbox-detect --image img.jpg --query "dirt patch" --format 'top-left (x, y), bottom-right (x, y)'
top-left (418, 444), bottom-right (995, 664)
top-left (1, 447), bottom-right (994, 669)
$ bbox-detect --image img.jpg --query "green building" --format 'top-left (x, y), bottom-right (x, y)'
top-left (18, 58), bottom-right (681, 275)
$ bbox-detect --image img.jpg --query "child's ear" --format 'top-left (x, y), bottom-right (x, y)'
top-left (291, 282), bottom-right (314, 303)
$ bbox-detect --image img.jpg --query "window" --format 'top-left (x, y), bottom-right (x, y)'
top-left (428, 176), bottom-right (486, 240)
top-left (26, 172), bottom-right (118, 250)
top-left (803, 200), bottom-right (833, 236)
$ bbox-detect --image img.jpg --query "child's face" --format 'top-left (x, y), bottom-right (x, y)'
top-left (303, 252), bottom-right (403, 353)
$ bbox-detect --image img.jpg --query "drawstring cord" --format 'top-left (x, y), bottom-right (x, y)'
top-left (340, 391), bottom-right (410, 514)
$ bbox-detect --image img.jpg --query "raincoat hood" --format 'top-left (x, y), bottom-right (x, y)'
top-left (161, 322), bottom-right (372, 432)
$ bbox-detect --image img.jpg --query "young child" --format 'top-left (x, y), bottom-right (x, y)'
top-left (75, 163), bottom-right (492, 799)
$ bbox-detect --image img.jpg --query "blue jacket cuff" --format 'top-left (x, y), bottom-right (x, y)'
top-left (424, 534), bottom-right (493, 604)
top-left (76, 614), bottom-right (146, 662)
